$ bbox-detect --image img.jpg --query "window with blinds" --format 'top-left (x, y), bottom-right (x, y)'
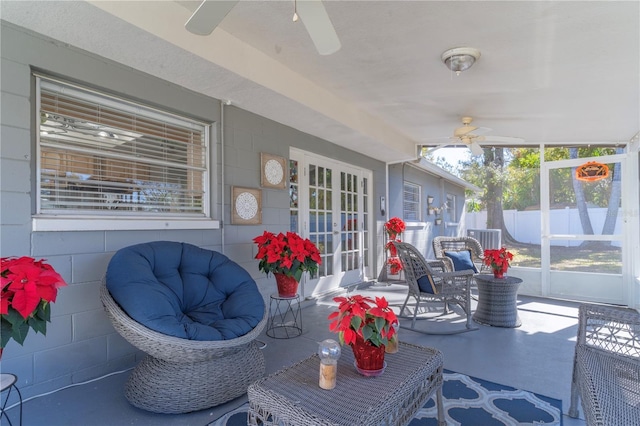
top-left (403, 181), bottom-right (421, 221)
top-left (36, 75), bottom-right (209, 218)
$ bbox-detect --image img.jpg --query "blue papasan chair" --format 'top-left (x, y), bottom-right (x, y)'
top-left (101, 241), bottom-right (267, 414)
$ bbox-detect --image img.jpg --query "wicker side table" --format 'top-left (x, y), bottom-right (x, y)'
top-left (473, 274), bottom-right (523, 328)
top-left (248, 342), bottom-right (445, 426)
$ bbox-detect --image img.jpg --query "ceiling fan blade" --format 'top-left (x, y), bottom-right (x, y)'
top-left (185, 0), bottom-right (239, 36)
top-left (469, 140), bottom-right (484, 156)
top-left (297, 0), bottom-right (341, 55)
top-left (475, 135), bottom-right (525, 144)
top-left (453, 125), bottom-right (477, 137)
top-left (472, 126), bottom-right (492, 136)
top-left (422, 141), bottom-right (455, 155)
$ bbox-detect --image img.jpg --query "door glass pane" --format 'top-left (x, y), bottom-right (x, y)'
top-left (340, 172), bottom-right (359, 274)
top-left (309, 164), bottom-right (316, 186)
top-left (326, 235), bottom-right (333, 276)
top-left (309, 163), bottom-right (333, 279)
top-left (289, 160), bottom-right (298, 231)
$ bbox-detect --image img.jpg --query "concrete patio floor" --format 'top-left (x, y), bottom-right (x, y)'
top-left (5, 282), bottom-right (586, 425)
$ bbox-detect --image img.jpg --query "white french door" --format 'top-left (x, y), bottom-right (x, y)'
top-left (290, 149), bottom-right (372, 298)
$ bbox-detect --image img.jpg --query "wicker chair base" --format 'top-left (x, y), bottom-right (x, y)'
top-left (125, 341), bottom-right (265, 414)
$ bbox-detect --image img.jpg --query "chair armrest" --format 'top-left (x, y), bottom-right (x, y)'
top-left (577, 303), bottom-right (640, 359)
top-left (426, 261), bottom-right (473, 294)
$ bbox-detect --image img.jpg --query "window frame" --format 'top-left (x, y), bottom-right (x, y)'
top-left (32, 74), bottom-right (219, 232)
top-left (446, 193), bottom-right (456, 222)
top-left (402, 181), bottom-right (421, 222)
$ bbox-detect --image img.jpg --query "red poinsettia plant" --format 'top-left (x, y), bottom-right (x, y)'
top-left (384, 217), bottom-right (406, 238)
top-left (328, 295), bottom-right (398, 348)
top-left (384, 217), bottom-right (406, 272)
top-left (1, 256), bottom-right (67, 349)
top-left (483, 247), bottom-right (514, 274)
top-left (253, 231), bottom-right (322, 282)
top-left (387, 257), bottom-right (403, 275)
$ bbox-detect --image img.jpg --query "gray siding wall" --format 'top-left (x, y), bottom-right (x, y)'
top-left (0, 22), bottom-right (386, 398)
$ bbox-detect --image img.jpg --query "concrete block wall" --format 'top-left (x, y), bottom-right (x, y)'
top-left (0, 21), bottom-right (387, 399)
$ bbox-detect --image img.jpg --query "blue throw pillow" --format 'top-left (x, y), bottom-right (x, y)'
top-left (417, 275), bottom-right (438, 294)
top-left (444, 250), bottom-right (478, 273)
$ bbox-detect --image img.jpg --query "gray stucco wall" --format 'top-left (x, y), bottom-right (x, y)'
top-left (0, 22), bottom-right (386, 398)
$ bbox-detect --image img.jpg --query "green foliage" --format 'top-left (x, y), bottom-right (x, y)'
top-left (458, 146), bottom-right (617, 212)
top-left (1, 310), bottom-right (31, 346)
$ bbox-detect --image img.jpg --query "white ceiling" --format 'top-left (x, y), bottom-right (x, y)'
top-left (2, 1), bottom-right (639, 163)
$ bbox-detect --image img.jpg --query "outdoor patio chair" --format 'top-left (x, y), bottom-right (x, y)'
top-left (432, 235), bottom-right (486, 273)
top-left (102, 241), bottom-right (267, 414)
top-left (392, 241), bottom-right (476, 334)
top-left (569, 303), bottom-right (640, 425)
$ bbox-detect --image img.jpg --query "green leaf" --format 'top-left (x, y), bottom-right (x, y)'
top-left (1, 318), bottom-right (13, 348)
top-left (11, 322), bottom-right (30, 346)
top-left (361, 326), bottom-right (373, 342)
top-left (28, 316), bottom-right (47, 335)
top-left (350, 316), bottom-right (362, 330)
top-left (4, 307), bottom-right (26, 327)
top-left (35, 301), bottom-right (51, 322)
top-left (374, 316), bottom-right (385, 333)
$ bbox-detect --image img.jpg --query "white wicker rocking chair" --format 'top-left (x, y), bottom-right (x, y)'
top-left (432, 235), bottom-right (486, 273)
top-left (392, 241), bottom-right (477, 335)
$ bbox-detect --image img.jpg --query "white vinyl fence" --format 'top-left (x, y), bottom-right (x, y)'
top-left (465, 207), bottom-right (623, 247)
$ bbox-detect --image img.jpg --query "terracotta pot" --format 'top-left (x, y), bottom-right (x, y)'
top-left (351, 335), bottom-right (385, 372)
top-left (274, 273), bottom-right (299, 297)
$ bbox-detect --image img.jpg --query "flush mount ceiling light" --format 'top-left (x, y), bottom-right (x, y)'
top-left (442, 47), bottom-right (481, 75)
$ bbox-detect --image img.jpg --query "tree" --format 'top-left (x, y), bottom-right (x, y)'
top-left (483, 148), bottom-right (516, 244)
top-left (450, 145), bottom-right (620, 247)
top-left (570, 148), bottom-right (595, 236)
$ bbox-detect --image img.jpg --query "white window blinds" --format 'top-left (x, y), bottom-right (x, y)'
top-left (403, 181), bottom-right (420, 221)
top-left (37, 76), bottom-right (209, 217)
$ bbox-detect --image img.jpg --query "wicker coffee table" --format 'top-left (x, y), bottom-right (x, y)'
top-left (248, 342), bottom-right (445, 426)
top-left (473, 274), bottom-right (523, 328)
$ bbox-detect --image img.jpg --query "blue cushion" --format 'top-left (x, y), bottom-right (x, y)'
top-left (444, 250), bottom-right (478, 273)
top-left (106, 241), bottom-right (264, 341)
top-left (417, 275), bottom-right (437, 294)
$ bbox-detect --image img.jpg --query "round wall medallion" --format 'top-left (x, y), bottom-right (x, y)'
top-left (264, 159), bottom-right (284, 186)
top-left (261, 153), bottom-right (287, 189)
top-left (235, 191), bottom-right (259, 220)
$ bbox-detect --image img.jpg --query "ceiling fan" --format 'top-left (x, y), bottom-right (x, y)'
top-left (426, 116), bottom-right (524, 156)
top-left (185, 0), bottom-right (341, 56)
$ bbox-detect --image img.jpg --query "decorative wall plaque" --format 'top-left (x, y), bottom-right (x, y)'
top-left (260, 153), bottom-right (286, 189)
top-left (231, 186), bottom-right (262, 224)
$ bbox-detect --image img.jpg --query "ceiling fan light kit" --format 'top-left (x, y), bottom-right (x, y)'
top-left (442, 47), bottom-right (481, 75)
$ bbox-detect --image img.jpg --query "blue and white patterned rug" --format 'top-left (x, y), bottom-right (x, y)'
top-left (210, 370), bottom-right (562, 426)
